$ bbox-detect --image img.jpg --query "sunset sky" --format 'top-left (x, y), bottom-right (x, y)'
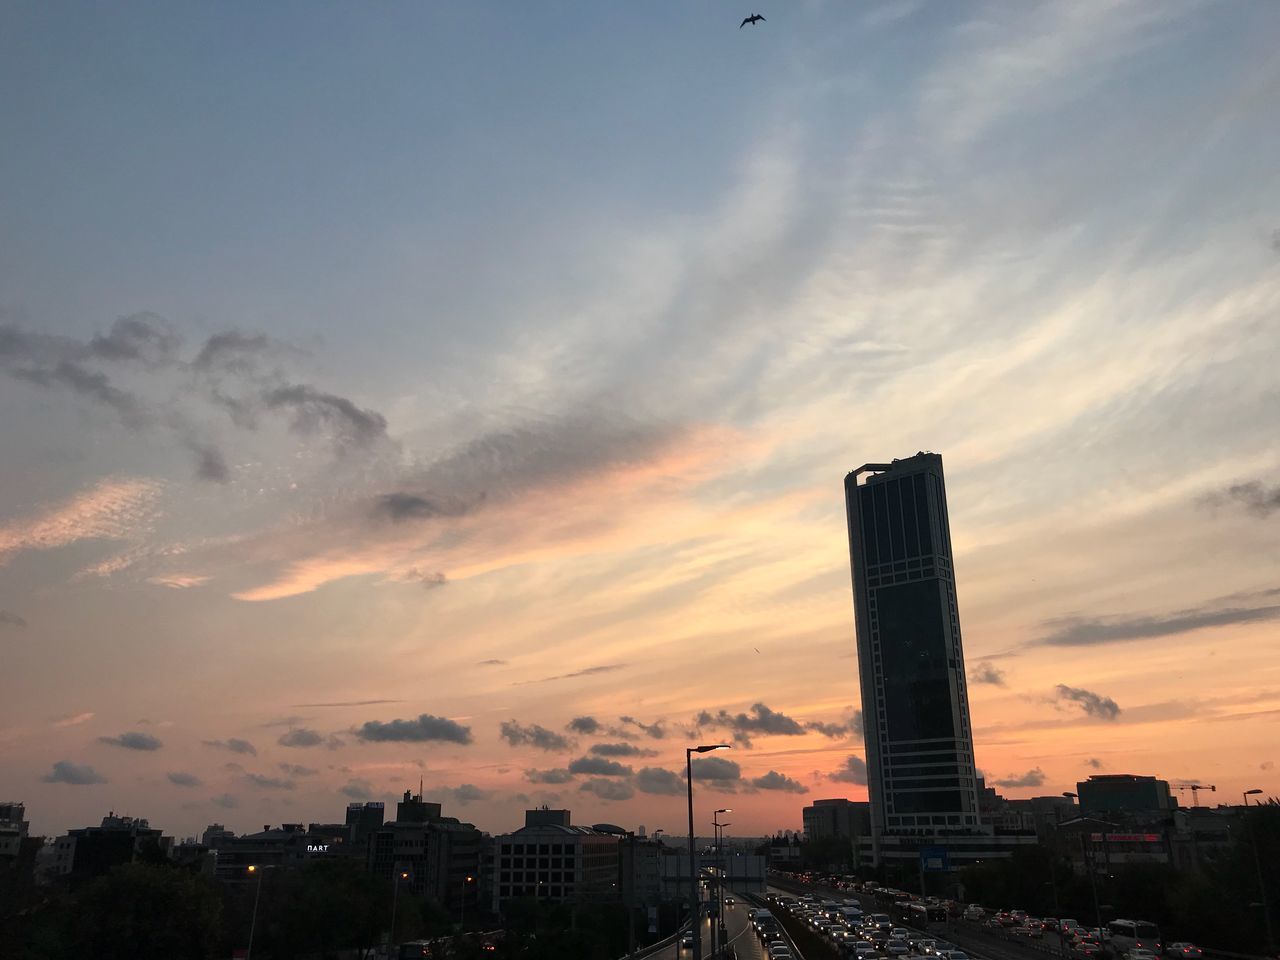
top-left (2, 1), bottom-right (1278, 841)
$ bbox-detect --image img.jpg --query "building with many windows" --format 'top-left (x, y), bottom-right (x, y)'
top-left (844, 453), bottom-right (986, 864)
top-left (366, 790), bottom-right (484, 917)
top-left (491, 809), bottom-right (620, 911)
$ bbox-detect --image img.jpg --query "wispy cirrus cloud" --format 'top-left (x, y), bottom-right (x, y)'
top-left (1039, 594), bottom-right (1280, 646)
top-left (0, 477), bottom-right (162, 564)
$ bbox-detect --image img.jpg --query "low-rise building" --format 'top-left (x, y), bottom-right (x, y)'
top-left (43, 813), bottom-right (170, 884)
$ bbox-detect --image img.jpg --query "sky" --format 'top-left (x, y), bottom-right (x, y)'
top-left (1, 0), bottom-right (1278, 841)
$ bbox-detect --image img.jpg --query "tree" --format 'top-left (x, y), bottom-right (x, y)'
top-left (70, 862), bottom-right (222, 960)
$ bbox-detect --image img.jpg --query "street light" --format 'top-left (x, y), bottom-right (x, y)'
top-left (1243, 789), bottom-right (1274, 952)
top-left (391, 869), bottom-right (411, 946)
top-left (713, 809), bottom-right (732, 957)
top-left (460, 874), bottom-right (474, 932)
top-left (687, 744), bottom-right (730, 960)
top-left (245, 864), bottom-right (277, 960)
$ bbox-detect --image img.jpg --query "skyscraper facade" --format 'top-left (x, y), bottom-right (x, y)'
top-left (844, 453), bottom-right (984, 862)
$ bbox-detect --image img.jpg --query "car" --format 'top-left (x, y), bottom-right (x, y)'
top-left (963, 906), bottom-right (985, 921)
top-left (768, 945), bottom-right (794, 960)
top-left (679, 934), bottom-right (694, 951)
top-left (725, 897), bottom-right (735, 907)
top-left (1166, 944), bottom-right (1202, 959)
top-left (1127, 950), bottom-right (1159, 960)
top-left (887, 941), bottom-right (912, 956)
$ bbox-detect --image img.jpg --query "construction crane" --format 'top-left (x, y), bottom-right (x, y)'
top-left (1172, 782), bottom-right (1216, 807)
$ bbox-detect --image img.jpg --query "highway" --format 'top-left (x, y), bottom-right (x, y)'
top-left (646, 894), bottom-right (808, 960)
top-left (766, 875), bottom-right (1073, 960)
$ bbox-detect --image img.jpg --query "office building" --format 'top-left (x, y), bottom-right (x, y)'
top-left (844, 453), bottom-right (985, 863)
top-left (1077, 774), bottom-right (1175, 817)
top-left (802, 799), bottom-right (871, 842)
top-left (44, 813), bottom-right (170, 884)
top-left (367, 791), bottom-right (484, 916)
top-left (0, 802), bottom-right (29, 864)
top-left (491, 809), bottom-right (620, 911)
top-left (346, 801), bottom-right (386, 849)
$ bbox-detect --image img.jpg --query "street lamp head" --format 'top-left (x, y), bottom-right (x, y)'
top-left (466, 875), bottom-right (473, 883)
top-left (247, 864), bottom-right (257, 874)
top-left (715, 808), bottom-right (732, 814)
top-left (1063, 792), bottom-right (1078, 799)
top-left (693, 744), bottom-right (730, 753)
top-left (1244, 788), bottom-right (1263, 795)
top-left (400, 871), bottom-right (409, 879)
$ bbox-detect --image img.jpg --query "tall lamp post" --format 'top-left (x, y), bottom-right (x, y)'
top-left (713, 809), bottom-right (732, 958)
top-left (390, 869), bottom-right (410, 947)
top-left (1061, 794), bottom-right (1104, 933)
top-left (460, 874), bottom-right (474, 932)
top-left (245, 864), bottom-right (278, 960)
top-left (1244, 789), bottom-right (1275, 952)
top-left (688, 744), bottom-right (730, 960)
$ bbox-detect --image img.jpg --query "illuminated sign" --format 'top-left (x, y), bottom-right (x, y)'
top-left (307, 844), bottom-right (329, 853)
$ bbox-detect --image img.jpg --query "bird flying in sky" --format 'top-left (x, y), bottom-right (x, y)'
top-left (740, 14), bottom-right (766, 28)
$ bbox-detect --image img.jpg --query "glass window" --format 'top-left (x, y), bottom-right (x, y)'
top-left (859, 486), bottom-right (879, 567)
top-left (873, 483), bottom-right (893, 565)
top-left (878, 580), bottom-right (955, 741)
top-left (886, 479), bottom-right (906, 560)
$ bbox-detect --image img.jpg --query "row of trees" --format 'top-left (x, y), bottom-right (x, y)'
top-left (1, 855), bottom-right (639, 960)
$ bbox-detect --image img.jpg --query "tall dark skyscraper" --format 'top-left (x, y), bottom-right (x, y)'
top-left (844, 453), bottom-right (984, 863)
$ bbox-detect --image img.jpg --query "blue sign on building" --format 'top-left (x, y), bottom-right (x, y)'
top-left (920, 846), bottom-right (950, 872)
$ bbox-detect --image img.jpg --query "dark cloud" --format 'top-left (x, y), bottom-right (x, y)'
top-left (167, 771), bottom-right (203, 788)
top-left (518, 664), bottom-right (627, 685)
top-left (202, 737), bottom-right (257, 755)
top-left (1041, 600), bottom-right (1280, 646)
top-left (829, 755), bottom-right (868, 785)
top-left (186, 441), bottom-right (229, 483)
top-left (590, 742), bottom-right (657, 758)
top-left (98, 731), bottom-right (163, 751)
top-left (1204, 480), bottom-right (1280, 518)
top-left (0, 610), bottom-right (27, 628)
top-left (479, 659), bottom-right (508, 667)
top-left (619, 716), bottom-right (666, 739)
top-left (1086, 758), bottom-right (1104, 769)
top-left (568, 716), bottom-right (601, 735)
top-left (371, 493), bottom-right (465, 522)
top-left (278, 728), bottom-right (325, 748)
top-left (402, 569), bottom-right (447, 588)
top-left (568, 756), bottom-right (633, 777)
top-left (992, 768), bottom-right (1046, 788)
top-left (340, 778), bottom-right (375, 800)
top-left (447, 784), bottom-right (489, 806)
top-left (263, 383), bottom-right (388, 447)
top-left (11, 360), bottom-right (147, 427)
top-left (698, 702), bottom-right (805, 747)
top-left (211, 793), bottom-right (239, 809)
top-left (278, 763), bottom-right (318, 777)
top-left (635, 767), bottom-right (685, 796)
top-left (355, 713), bottom-right (473, 744)
top-left (579, 778), bottom-right (635, 801)
top-left (750, 770), bottom-right (809, 794)
top-left (970, 662), bottom-right (1007, 686)
top-left (1054, 684), bottom-right (1121, 721)
top-left (690, 756), bottom-right (741, 781)
top-left (292, 699), bottom-right (404, 708)
top-left (500, 721), bottom-right (572, 752)
top-left (806, 710), bottom-right (864, 739)
top-left (44, 761), bottom-right (107, 785)
top-left (245, 773), bottom-right (295, 790)
top-left (192, 331), bottom-right (277, 373)
top-left (525, 768), bottom-right (574, 784)
top-left (89, 314), bottom-right (181, 365)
